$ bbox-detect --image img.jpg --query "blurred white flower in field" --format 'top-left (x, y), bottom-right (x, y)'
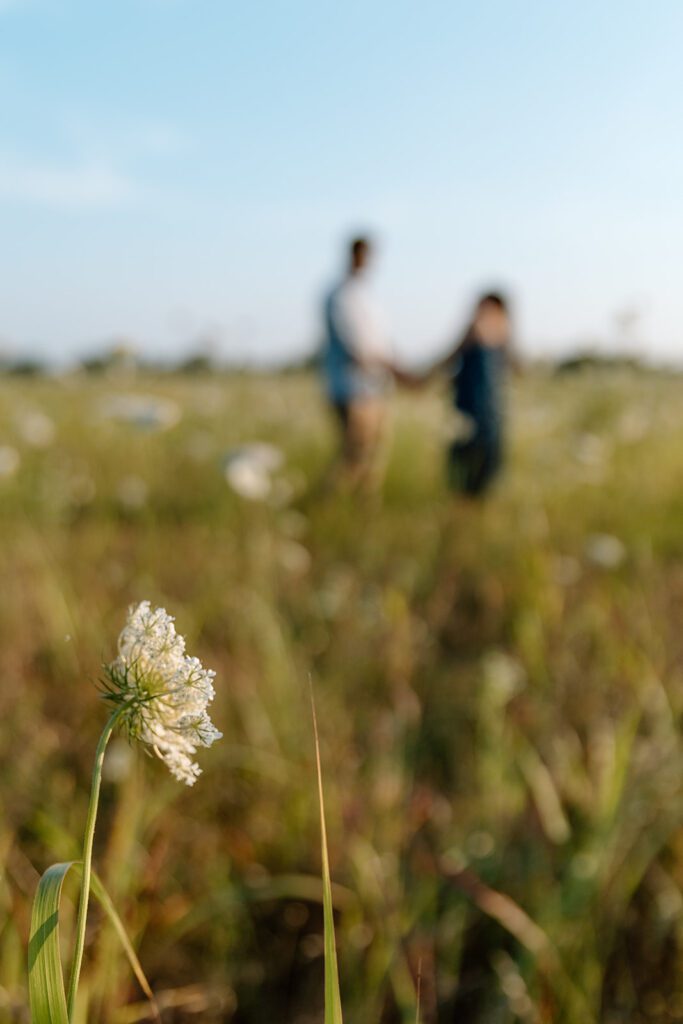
top-left (466, 830), bottom-right (495, 858)
top-left (117, 475), bottom-right (148, 510)
top-left (99, 394), bottom-right (181, 432)
top-left (493, 952), bottom-right (533, 1020)
top-left (481, 649), bottom-right (525, 706)
top-left (575, 433), bottom-right (611, 467)
top-left (15, 408), bottom-right (56, 448)
top-left (224, 460), bottom-right (270, 500)
top-left (347, 922), bottom-right (374, 950)
top-left (102, 737), bottom-right (135, 783)
top-left (0, 445), bottom-right (20, 479)
top-left (585, 533), bottom-right (626, 569)
top-left (104, 601), bottom-right (221, 785)
top-left (278, 540), bottom-right (312, 576)
top-left (223, 443), bottom-right (284, 501)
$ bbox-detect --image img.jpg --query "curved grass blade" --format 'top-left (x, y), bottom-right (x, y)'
top-left (28, 861), bottom-right (73, 1024)
top-left (90, 871), bottom-right (161, 1022)
top-left (310, 685), bottom-right (344, 1024)
top-left (440, 856), bottom-right (592, 1019)
top-left (28, 861), bottom-right (159, 1024)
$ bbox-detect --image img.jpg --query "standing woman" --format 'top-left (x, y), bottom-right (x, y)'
top-left (431, 292), bottom-right (514, 496)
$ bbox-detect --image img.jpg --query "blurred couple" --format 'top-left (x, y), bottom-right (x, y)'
top-left (322, 235), bottom-right (514, 495)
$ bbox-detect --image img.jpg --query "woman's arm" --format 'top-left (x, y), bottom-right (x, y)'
top-left (421, 329), bottom-right (471, 383)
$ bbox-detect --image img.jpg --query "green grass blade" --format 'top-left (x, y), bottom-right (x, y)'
top-left (311, 687), bottom-right (343, 1024)
top-left (28, 861), bottom-right (74, 1024)
top-left (28, 861), bottom-right (159, 1024)
top-left (90, 871), bottom-right (161, 1022)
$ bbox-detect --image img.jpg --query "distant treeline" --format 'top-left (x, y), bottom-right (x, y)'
top-left (0, 346), bottom-right (677, 377)
top-left (0, 347), bottom-right (320, 377)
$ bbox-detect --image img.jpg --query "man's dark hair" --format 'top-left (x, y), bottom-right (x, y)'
top-left (479, 291), bottom-right (508, 312)
top-left (351, 236), bottom-right (371, 258)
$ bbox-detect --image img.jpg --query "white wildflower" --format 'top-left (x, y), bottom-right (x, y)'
top-left (223, 443), bottom-right (284, 501)
top-left (15, 408), bottom-right (56, 448)
top-left (575, 432), bottom-right (611, 468)
top-left (105, 601), bottom-right (221, 785)
top-left (585, 533), bottom-right (626, 570)
top-left (278, 539), bottom-right (312, 576)
top-left (102, 737), bottom-right (134, 783)
top-left (99, 394), bottom-right (181, 432)
top-left (481, 649), bottom-right (525, 707)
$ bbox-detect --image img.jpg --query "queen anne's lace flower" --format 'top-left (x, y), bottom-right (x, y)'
top-left (104, 601), bottom-right (222, 785)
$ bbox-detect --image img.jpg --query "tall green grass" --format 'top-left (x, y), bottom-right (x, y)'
top-left (2, 367), bottom-right (683, 1020)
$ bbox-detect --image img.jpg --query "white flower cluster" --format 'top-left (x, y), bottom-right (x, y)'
top-left (223, 443), bottom-right (284, 501)
top-left (106, 601), bottom-right (222, 785)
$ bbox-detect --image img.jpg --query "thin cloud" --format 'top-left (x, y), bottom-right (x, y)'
top-left (60, 111), bottom-right (189, 161)
top-left (0, 153), bottom-right (139, 208)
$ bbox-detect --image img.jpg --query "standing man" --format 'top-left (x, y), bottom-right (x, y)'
top-left (322, 235), bottom-right (404, 491)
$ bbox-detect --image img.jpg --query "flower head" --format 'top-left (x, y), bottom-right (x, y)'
top-left (104, 601), bottom-right (222, 785)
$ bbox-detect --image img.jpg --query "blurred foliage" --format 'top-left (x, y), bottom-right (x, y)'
top-left (1, 369), bottom-right (683, 1023)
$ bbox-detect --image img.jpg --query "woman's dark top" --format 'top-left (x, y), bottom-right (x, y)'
top-left (452, 331), bottom-right (506, 439)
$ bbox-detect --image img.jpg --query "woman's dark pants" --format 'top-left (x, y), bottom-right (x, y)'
top-left (448, 426), bottom-right (503, 496)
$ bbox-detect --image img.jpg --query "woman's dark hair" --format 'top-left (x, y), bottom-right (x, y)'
top-left (478, 291), bottom-right (508, 312)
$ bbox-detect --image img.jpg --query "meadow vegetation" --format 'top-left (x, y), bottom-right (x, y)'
top-left (1, 367), bottom-right (683, 1023)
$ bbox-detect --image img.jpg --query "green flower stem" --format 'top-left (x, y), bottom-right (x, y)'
top-left (67, 707), bottom-right (123, 1021)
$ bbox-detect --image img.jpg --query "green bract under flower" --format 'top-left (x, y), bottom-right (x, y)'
top-left (104, 601), bottom-right (222, 785)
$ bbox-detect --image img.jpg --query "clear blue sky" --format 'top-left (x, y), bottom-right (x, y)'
top-left (1, 0), bottom-right (682, 365)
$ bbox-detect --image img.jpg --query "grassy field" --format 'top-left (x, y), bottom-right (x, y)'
top-left (1, 367), bottom-right (683, 1023)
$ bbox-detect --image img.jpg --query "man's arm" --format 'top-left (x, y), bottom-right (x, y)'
top-left (332, 284), bottom-right (426, 387)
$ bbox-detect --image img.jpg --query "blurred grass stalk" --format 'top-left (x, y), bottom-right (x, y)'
top-left (27, 705), bottom-right (160, 1024)
top-left (311, 683), bottom-right (344, 1024)
top-left (67, 709), bottom-right (121, 1016)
